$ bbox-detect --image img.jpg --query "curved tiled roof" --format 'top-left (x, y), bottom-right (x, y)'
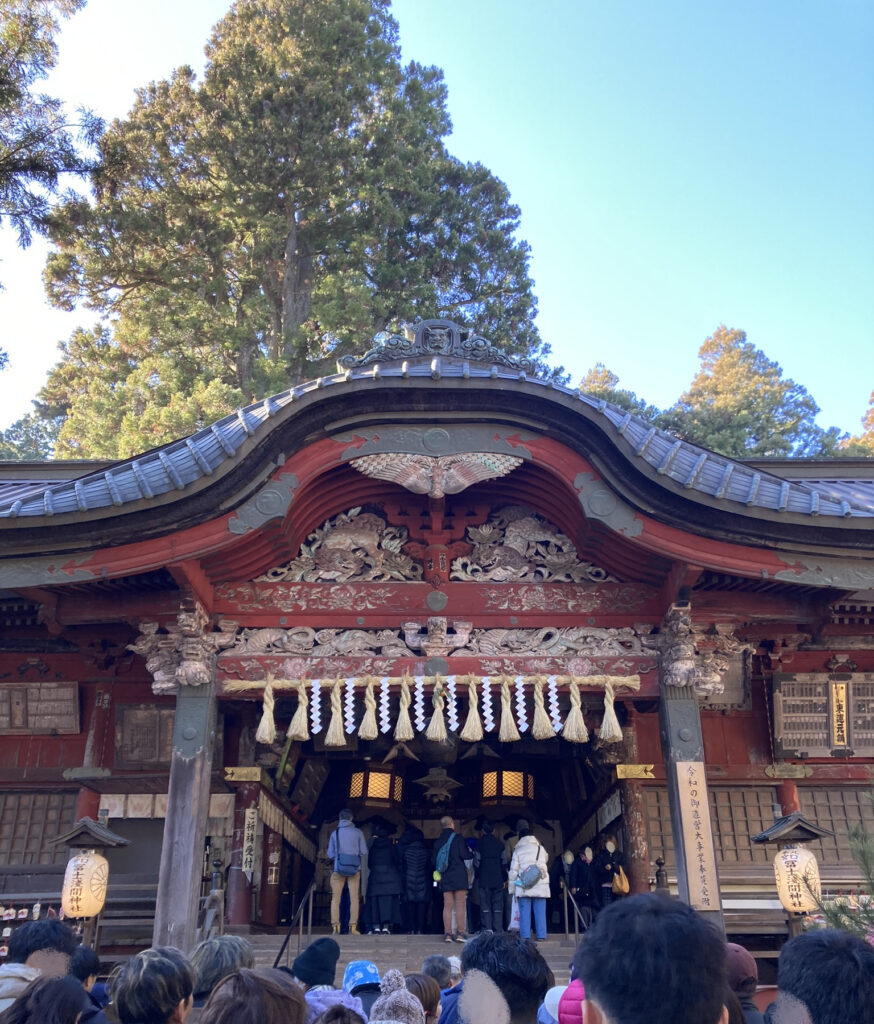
top-left (1, 320), bottom-right (872, 522)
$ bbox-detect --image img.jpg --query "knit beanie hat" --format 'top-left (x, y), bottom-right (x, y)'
top-left (368, 969), bottom-right (425, 1024)
top-left (292, 936), bottom-right (340, 987)
top-left (343, 959), bottom-right (380, 993)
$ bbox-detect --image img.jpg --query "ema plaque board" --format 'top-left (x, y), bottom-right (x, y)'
top-left (774, 673), bottom-right (874, 758)
top-left (0, 682), bottom-right (79, 734)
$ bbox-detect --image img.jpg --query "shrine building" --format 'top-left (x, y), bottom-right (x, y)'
top-left (1, 319), bottom-right (873, 958)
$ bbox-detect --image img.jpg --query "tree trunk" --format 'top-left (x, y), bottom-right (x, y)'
top-left (281, 216), bottom-right (313, 383)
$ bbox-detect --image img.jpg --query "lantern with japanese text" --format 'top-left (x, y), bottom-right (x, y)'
top-left (774, 845), bottom-right (821, 914)
top-left (61, 850), bottom-right (109, 919)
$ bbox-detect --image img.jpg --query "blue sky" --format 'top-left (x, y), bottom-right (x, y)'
top-left (0, 0), bottom-right (871, 437)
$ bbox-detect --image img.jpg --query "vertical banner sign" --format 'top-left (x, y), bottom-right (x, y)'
top-left (675, 761), bottom-right (721, 912)
top-left (830, 681), bottom-right (849, 749)
top-left (242, 807), bottom-right (258, 882)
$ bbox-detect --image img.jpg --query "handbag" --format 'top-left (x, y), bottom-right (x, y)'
top-left (518, 842), bottom-right (545, 890)
top-left (612, 865), bottom-right (630, 895)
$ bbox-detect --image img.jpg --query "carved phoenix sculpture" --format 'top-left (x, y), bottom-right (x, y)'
top-left (350, 453), bottom-right (523, 499)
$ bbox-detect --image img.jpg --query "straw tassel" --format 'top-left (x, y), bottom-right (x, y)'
top-left (460, 676), bottom-right (484, 742)
top-left (425, 676), bottom-right (448, 742)
top-left (359, 677), bottom-right (379, 741)
top-left (254, 673), bottom-right (277, 744)
top-left (562, 679), bottom-right (589, 743)
top-left (531, 676), bottom-right (555, 740)
top-left (394, 676), bottom-right (415, 742)
top-left (287, 679), bottom-right (310, 741)
top-left (325, 677), bottom-right (346, 747)
top-left (598, 678), bottom-right (624, 743)
top-left (498, 674), bottom-right (520, 742)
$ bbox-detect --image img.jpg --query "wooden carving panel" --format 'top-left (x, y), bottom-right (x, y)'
top-left (0, 682), bottom-right (79, 734)
top-left (115, 705), bottom-right (175, 767)
top-left (774, 673), bottom-right (874, 757)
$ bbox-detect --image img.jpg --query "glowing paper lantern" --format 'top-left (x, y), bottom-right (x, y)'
top-left (61, 851), bottom-right (109, 919)
top-left (774, 845), bottom-right (821, 914)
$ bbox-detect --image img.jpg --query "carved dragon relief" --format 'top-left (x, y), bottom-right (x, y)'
top-left (451, 506), bottom-right (617, 583)
top-left (128, 608), bottom-right (238, 694)
top-left (661, 604), bottom-right (754, 699)
top-left (257, 507), bottom-right (423, 583)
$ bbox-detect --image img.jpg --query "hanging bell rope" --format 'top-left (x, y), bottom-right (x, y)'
top-left (358, 677), bottom-right (379, 741)
top-left (325, 677), bottom-right (346, 747)
top-left (562, 679), bottom-right (589, 743)
top-left (530, 675), bottom-right (555, 740)
top-left (598, 678), bottom-right (624, 743)
top-left (286, 679), bottom-right (310, 742)
top-left (459, 675), bottom-right (484, 742)
top-left (254, 673), bottom-right (277, 745)
top-left (498, 674), bottom-right (520, 742)
top-left (394, 675), bottom-right (415, 742)
top-left (425, 676), bottom-right (449, 743)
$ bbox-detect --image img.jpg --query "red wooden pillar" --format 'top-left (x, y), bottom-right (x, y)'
top-left (777, 780), bottom-right (801, 815)
top-left (260, 826), bottom-right (282, 927)
top-left (619, 710), bottom-right (651, 893)
top-left (226, 782), bottom-right (259, 927)
top-left (74, 787), bottom-right (100, 821)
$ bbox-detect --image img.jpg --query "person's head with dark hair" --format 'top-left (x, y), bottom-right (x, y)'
top-left (199, 967), bottom-right (307, 1024)
top-left (420, 956), bottom-right (451, 992)
top-left (70, 945), bottom-right (102, 988)
top-left (0, 975), bottom-right (88, 1024)
top-left (516, 819), bottom-right (530, 838)
top-left (573, 893), bottom-right (728, 1024)
top-left (339, 809), bottom-right (354, 822)
top-left (405, 972), bottom-right (441, 1024)
top-left (775, 928), bottom-right (874, 1024)
top-left (311, 1007), bottom-right (366, 1024)
top-left (455, 931), bottom-right (551, 1024)
top-left (6, 920), bottom-right (78, 976)
top-left (110, 946), bottom-right (194, 1024)
top-left (480, 820), bottom-right (495, 835)
top-left (189, 935), bottom-right (255, 1003)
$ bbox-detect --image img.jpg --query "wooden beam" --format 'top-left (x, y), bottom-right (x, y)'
top-left (657, 563), bottom-right (703, 616)
top-left (168, 560), bottom-right (215, 615)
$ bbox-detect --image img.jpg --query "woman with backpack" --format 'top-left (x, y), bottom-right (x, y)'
top-left (507, 819), bottom-right (550, 942)
top-left (433, 816), bottom-right (471, 944)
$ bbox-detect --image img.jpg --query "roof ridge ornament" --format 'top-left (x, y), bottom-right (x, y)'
top-left (337, 319), bottom-right (537, 375)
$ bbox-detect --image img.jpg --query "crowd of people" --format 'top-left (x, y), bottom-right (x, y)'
top-left (326, 812), bottom-right (626, 943)
top-left (0, 892), bottom-right (872, 1024)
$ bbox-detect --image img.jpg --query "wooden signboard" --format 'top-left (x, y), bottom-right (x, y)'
top-left (675, 761), bottom-right (721, 913)
top-left (0, 682), bottom-right (79, 734)
top-left (774, 673), bottom-right (874, 757)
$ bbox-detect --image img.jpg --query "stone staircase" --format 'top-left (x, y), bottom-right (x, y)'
top-left (247, 930), bottom-right (578, 985)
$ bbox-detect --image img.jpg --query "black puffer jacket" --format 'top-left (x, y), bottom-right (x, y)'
top-left (433, 828), bottom-right (470, 892)
top-left (399, 826), bottom-right (430, 902)
top-left (367, 834), bottom-right (402, 896)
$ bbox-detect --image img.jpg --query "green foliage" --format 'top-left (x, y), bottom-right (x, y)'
top-left (0, 0), bottom-right (100, 250)
top-left (813, 794), bottom-right (874, 938)
top-left (578, 361), bottom-right (661, 421)
top-left (840, 392), bottom-right (874, 456)
top-left (40, 0), bottom-right (552, 456)
top-left (658, 325), bottom-right (844, 458)
top-left (0, 410), bottom-right (59, 458)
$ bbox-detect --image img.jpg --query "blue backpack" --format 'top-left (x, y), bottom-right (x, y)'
top-left (435, 835), bottom-right (454, 874)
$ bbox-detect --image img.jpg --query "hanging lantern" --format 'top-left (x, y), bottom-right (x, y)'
top-left (774, 845), bottom-right (821, 914)
top-left (61, 850), bottom-right (109, 919)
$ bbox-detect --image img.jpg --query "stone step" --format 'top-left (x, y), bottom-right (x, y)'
top-left (251, 930), bottom-right (577, 984)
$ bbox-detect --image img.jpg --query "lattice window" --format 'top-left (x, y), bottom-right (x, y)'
top-left (393, 776), bottom-right (403, 802)
top-left (349, 773), bottom-right (364, 799)
top-left (367, 772), bottom-right (391, 800)
top-left (799, 787), bottom-right (874, 865)
top-left (482, 772), bottom-right (498, 800)
top-left (645, 786), bottom-right (777, 867)
top-left (503, 772), bottom-right (524, 798)
top-left (0, 791), bottom-right (77, 866)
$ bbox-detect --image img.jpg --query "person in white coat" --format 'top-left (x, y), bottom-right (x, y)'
top-left (507, 819), bottom-right (550, 941)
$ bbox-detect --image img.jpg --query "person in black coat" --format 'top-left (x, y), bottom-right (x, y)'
top-left (398, 823), bottom-right (431, 934)
top-left (433, 815), bottom-right (471, 942)
top-left (591, 836), bottom-right (625, 909)
top-left (474, 819), bottom-right (507, 932)
top-left (365, 824), bottom-right (402, 933)
top-left (569, 846), bottom-right (598, 927)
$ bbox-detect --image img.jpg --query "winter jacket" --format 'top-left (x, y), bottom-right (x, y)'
top-left (367, 835), bottom-right (402, 896)
top-left (433, 828), bottom-right (470, 893)
top-left (399, 828), bottom-right (431, 902)
top-left (558, 978), bottom-right (585, 1024)
top-left (569, 856), bottom-right (596, 904)
top-left (508, 833), bottom-right (550, 899)
top-left (327, 818), bottom-right (368, 874)
top-left (0, 963), bottom-right (40, 1012)
top-left (305, 986), bottom-right (366, 1024)
top-left (436, 980), bottom-right (463, 1024)
top-left (592, 848), bottom-right (624, 896)
top-left (475, 833), bottom-right (507, 890)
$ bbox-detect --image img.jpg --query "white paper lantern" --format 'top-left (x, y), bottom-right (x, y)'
top-left (61, 851), bottom-right (109, 919)
top-left (774, 845), bottom-right (821, 914)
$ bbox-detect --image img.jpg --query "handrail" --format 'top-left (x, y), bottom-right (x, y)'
top-left (272, 881), bottom-right (316, 969)
top-left (561, 880), bottom-right (593, 943)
